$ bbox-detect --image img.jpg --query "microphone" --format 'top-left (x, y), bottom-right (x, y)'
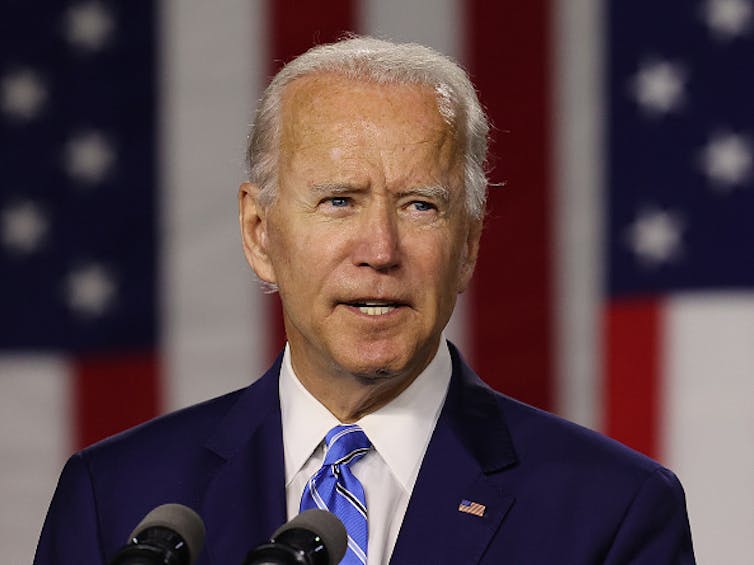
top-left (244, 509), bottom-right (347, 565)
top-left (109, 503), bottom-right (206, 565)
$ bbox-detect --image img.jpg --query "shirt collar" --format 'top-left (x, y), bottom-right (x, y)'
top-left (279, 339), bottom-right (452, 492)
top-left (279, 345), bottom-right (340, 487)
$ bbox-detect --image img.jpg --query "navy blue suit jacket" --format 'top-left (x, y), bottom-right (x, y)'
top-left (35, 344), bottom-right (695, 564)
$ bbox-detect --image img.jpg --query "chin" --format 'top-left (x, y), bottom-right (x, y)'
top-left (339, 356), bottom-right (402, 377)
top-left (325, 328), bottom-right (437, 378)
top-left (334, 346), bottom-right (417, 383)
top-left (351, 369), bottom-right (402, 386)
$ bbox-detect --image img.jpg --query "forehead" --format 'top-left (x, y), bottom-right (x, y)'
top-left (278, 72), bottom-right (459, 159)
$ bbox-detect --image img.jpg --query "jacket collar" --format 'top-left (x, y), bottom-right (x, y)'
top-left (443, 343), bottom-right (517, 473)
top-left (390, 342), bottom-right (518, 564)
top-left (201, 354), bottom-right (287, 565)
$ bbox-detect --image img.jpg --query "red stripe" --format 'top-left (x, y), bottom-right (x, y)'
top-left (269, 0), bottom-right (356, 71)
top-left (73, 352), bottom-right (161, 450)
top-left (265, 0), bottom-right (357, 362)
top-left (464, 1), bottom-right (554, 410)
top-left (604, 299), bottom-right (661, 459)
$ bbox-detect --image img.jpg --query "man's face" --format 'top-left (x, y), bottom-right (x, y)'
top-left (242, 73), bottom-right (481, 386)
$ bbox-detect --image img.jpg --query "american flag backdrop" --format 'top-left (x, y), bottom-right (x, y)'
top-left (1, 1), bottom-right (752, 563)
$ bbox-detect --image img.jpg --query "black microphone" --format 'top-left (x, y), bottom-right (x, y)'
top-left (109, 503), bottom-right (206, 565)
top-left (244, 509), bottom-right (347, 565)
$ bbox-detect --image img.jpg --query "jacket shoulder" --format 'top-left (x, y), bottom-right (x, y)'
top-left (491, 393), bottom-right (694, 563)
top-left (82, 386), bottom-right (245, 462)
top-left (497, 392), bottom-right (662, 478)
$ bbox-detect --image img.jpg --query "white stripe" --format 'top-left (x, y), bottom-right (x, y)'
top-left (663, 294), bottom-right (754, 563)
top-left (160, 0), bottom-right (270, 411)
top-left (310, 479), bottom-right (329, 512)
top-left (328, 426), bottom-right (358, 446)
top-left (359, 0), bottom-right (470, 355)
top-left (0, 357), bottom-right (70, 565)
top-left (347, 535), bottom-right (368, 563)
top-left (359, 0), bottom-right (460, 58)
top-left (552, 0), bottom-right (604, 429)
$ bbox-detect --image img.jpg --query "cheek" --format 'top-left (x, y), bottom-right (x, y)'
top-left (266, 222), bottom-right (304, 288)
top-left (271, 223), bottom-right (345, 291)
top-left (434, 234), bottom-right (471, 290)
top-left (411, 238), bottom-right (458, 287)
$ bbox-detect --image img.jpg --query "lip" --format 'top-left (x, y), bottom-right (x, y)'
top-left (337, 298), bottom-right (410, 319)
top-left (338, 296), bottom-right (410, 306)
top-left (341, 303), bottom-right (406, 319)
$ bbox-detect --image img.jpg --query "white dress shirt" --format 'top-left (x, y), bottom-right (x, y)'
top-left (279, 340), bottom-right (452, 565)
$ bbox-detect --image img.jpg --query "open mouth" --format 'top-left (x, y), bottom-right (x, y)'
top-left (344, 301), bottom-right (404, 316)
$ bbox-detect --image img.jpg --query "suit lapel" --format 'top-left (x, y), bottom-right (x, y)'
top-left (200, 357), bottom-right (287, 565)
top-left (390, 344), bottom-right (518, 564)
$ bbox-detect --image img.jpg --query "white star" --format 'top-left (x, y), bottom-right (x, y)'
top-left (64, 130), bottom-right (116, 185)
top-left (65, 263), bottom-right (117, 317)
top-left (1, 201), bottom-right (48, 254)
top-left (1, 69), bottom-right (47, 121)
top-left (65, 1), bottom-right (115, 52)
top-left (625, 207), bottom-right (685, 267)
top-left (699, 132), bottom-right (753, 189)
top-left (702, 0), bottom-right (753, 40)
top-left (631, 60), bottom-right (687, 116)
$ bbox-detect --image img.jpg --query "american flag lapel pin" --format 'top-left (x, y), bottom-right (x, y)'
top-left (458, 498), bottom-right (486, 517)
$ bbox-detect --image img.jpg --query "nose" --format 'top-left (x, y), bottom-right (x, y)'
top-left (351, 201), bottom-right (401, 272)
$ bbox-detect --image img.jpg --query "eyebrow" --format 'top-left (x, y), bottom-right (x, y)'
top-left (309, 182), bottom-right (450, 202)
top-left (396, 185), bottom-right (450, 203)
top-left (310, 183), bottom-right (363, 195)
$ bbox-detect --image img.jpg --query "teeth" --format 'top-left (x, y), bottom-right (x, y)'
top-left (358, 305), bottom-right (395, 316)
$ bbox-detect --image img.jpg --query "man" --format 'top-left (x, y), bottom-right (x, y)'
top-left (36, 37), bottom-right (695, 564)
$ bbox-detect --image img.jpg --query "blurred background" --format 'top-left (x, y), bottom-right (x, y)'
top-left (1, 0), bottom-right (752, 562)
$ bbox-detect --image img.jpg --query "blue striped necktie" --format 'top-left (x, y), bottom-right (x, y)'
top-left (300, 424), bottom-right (372, 565)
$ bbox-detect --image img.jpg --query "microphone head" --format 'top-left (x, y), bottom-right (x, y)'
top-left (130, 503), bottom-right (206, 565)
top-left (272, 509), bottom-right (347, 565)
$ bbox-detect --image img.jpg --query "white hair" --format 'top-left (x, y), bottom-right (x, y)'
top-left (246, 36), bottom-right (490, 219)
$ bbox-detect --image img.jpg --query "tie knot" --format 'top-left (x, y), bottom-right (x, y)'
top-left (323, 424), bottom-right (372, 467)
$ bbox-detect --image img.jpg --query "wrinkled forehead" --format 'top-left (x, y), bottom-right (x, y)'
top-left (278, 72), bottom-right (461, 155)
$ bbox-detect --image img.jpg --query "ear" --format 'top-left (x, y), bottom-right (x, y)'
top-left (457, 217), bottom-right (482, 294)
top-left (238, 182), bottom-right (277, 285)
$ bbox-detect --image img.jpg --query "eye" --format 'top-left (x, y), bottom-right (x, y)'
top-left (409, 200), bottom-right (436, 212)
top-left (326, 196), bottom-right (350, 208)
